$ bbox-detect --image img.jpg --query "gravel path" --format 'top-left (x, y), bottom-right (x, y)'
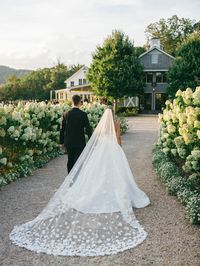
top-left (0, 116), bottom-right (199, 266)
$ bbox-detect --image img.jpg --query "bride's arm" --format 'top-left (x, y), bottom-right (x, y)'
top-left (114, 121), bottom-right (121, 146)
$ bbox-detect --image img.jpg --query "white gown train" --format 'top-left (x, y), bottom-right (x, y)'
top-left (10, 108), bottom-right (150, 256)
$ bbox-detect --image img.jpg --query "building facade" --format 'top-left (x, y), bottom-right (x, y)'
top-left (55, 66), bottom-right (94, 103)
top-left (139, 38), bottom-right (175, 111)
top-left (55, 38), bottom-right (175, 111)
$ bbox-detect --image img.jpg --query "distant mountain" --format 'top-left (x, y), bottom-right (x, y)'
top-left (0, 65), bottom-right (31, 84)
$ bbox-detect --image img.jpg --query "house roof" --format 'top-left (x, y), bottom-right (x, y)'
top-left (139, 47), bottom-right (175, 60)
top-left (64, 65), bottom-right (88, 83)
top-left (55, 83), bottom-right (91, 93)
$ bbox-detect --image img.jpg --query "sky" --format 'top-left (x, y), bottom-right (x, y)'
top-left (0, 0), bottom-right (199, 70)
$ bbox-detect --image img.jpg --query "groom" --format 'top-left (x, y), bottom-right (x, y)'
top-left (60, 95), bottom-right (92, 173)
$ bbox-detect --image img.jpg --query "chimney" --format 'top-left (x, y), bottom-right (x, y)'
top-left (149, 37), bottom-right (162, 49)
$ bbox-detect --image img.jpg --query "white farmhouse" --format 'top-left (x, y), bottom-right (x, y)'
top-left (55, 66), bottom-right (94, 103)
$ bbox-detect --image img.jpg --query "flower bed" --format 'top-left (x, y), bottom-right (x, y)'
top-left (155, 86), bottom-right (200, 224)
top-left (0, 102), bottom-right (128, 188)
top-left (158, 86), bottom-right (200, 179)
top-left (152, 144), bottom-right (200, 224)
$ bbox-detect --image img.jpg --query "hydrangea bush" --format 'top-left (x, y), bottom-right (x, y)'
top-left (155, 86), bottom-right (200, 224)
top-left (158, 87), bottom-right (200, 180)
top-left (0, 101), bottom-right (128, 188)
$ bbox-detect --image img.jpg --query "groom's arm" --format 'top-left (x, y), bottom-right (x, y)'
top-left (60, 112), bottom-right (68, 145)
top-left (84, 113), bottom-right (92, 138)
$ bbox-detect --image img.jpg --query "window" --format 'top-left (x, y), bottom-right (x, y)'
top-left (152, 53), bottom-right (158, 64)
top-left (70, 81), bottom-right (74, 87)
top-left (156, 72), bottom-right (162, 83)
top-left (83, 79), bottom-right (87, 85)
top-left (155, 72), bottom-right (167, 83)
top-left (78, 79), bottom-right (82, 85)
top-left (60, 92), bottom-right (63, 99)
top-left (146, 72), bottom-right (153, 83)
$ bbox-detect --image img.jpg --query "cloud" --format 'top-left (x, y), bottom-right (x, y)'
top-left (0, 0), bottom-right (199, 69)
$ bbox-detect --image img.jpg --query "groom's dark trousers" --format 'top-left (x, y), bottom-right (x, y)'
top-left (60, 107), bottom-right (92, 173)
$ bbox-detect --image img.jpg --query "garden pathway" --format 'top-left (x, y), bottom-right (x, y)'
top-left (0, 116), bottom-right (199, 266)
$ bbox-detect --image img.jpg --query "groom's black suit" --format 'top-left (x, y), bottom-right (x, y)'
top-left (60, 107), bottom-right (92, 173)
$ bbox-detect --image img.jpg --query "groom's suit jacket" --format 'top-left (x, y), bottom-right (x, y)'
top-left (60, 107), bottom-right (92, 149)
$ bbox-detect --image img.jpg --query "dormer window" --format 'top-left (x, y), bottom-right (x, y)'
top-left (83, 79), bottom-right (87, 85)
top-left (152, 54), bottom-right (158, 64)
top-left (70, 81), bottom-right (74, 87)
top-left (79, 79), bottom-right (82, 85)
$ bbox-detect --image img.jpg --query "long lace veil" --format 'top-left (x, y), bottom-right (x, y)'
top-left (10, 108), bottom-right (150, 256)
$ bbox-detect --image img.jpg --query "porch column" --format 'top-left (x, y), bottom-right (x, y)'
top-left (152, 90), bottom-right (155, 111)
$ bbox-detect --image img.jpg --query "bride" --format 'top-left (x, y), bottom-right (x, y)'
top-left (10, 108), bottom-right (150, 256)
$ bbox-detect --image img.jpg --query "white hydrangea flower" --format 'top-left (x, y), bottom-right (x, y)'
top-left (162, 147), bottom-right (170, 154)
top-left (0, 157), bottom-right (7, 165)
top-left (191, 149), bottom-right (200, 159)
top-left (174, 136), bottom-right (184, 147)
top-left (0, 116), bottom-right (7, 125)
top-left (7, 162), bottom-right (13, 168)
top-left (171, 149), bottom-right (177, 156)
top-left (167, 124), bottom-right (176, 134)
top-left (12, 111), bottom-right (22, 121)
top-left (0, 128), bottom-right (6, 137)
top-left (175, 89), bottom-right (183, 97)
top-left (194, 120), bottom-right (200, 129)
top-left (197, 130), bottom-right (200, 139)
top-left (193, 87), bottom-right (200, 105)
top-left (8, 126), bottom-right (15, 134)
top-left (12, 130), bottom-right (20, 138)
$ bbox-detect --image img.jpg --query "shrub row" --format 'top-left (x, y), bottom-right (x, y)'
top-left (0, 101), bottom-right (128, 188)
top-left (152, 144), bottom-right (200, 224)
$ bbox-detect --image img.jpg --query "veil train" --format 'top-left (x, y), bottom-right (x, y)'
top-left (10, 108), bottom-right (150, 256)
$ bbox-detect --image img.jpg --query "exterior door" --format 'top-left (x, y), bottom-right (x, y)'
top-left (140, 93), bottom-right (152, 111)
top-left (155, 93), bottom-right (167, 110)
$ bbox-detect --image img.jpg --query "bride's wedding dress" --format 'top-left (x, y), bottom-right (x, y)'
top-left (10, 108), bottom-right (150, 256)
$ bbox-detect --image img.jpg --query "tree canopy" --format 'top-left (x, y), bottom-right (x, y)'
top-left (0, 63), bottom-right (82, 101)
top-left (167, 30), bottom-right (200, 97)
top-left (87, 30), bottom-right (144, 100)
top-left (145, 15), bottom-right (196, 55)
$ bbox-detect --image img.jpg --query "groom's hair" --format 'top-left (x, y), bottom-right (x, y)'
top-left (72, 95), bottom-right (81, 106)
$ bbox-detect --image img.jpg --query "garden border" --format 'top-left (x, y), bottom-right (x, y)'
top-left (152, 144), bottom-right (200, 224)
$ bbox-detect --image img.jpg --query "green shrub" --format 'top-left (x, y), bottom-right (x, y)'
top-left (152, 144), bottom-right (200, 224)
top-left (158, 86), bottom-right (200, 184)
top-left (116, 107), bottom-right (139, 117)
top-left (186, 195), bottom-right (200, 224)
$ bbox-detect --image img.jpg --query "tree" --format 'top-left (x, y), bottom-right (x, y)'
top-left (0, 75), bottom-right (23, 101)
top-left (145, 15), bottom-right (195, 55)
top-left (47, 63), bottom-right (83, 92)
top-left (135, 46), bottom-right (146, 57)
top-left (87, 30), bottom-right (144, 103)
top-left (0, 63), bottom-right (83, 101)
top-left (20, 68), bottom-right (52, 100)
top-left (167, 30), bottom-right (200, 97)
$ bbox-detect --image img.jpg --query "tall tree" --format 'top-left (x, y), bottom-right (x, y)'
top-left (0, 75), bottom-right (22, 101)
top-left (167, 30), bottom-right (200, 97)
top-left (145, 15), bottom-right (195, 55)
top-left (135, 46), bottom-right (146, 57)
top-left (47, 63), bottom-right (83, 92)
top-left (87, 30), bottom-right (144, 101)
